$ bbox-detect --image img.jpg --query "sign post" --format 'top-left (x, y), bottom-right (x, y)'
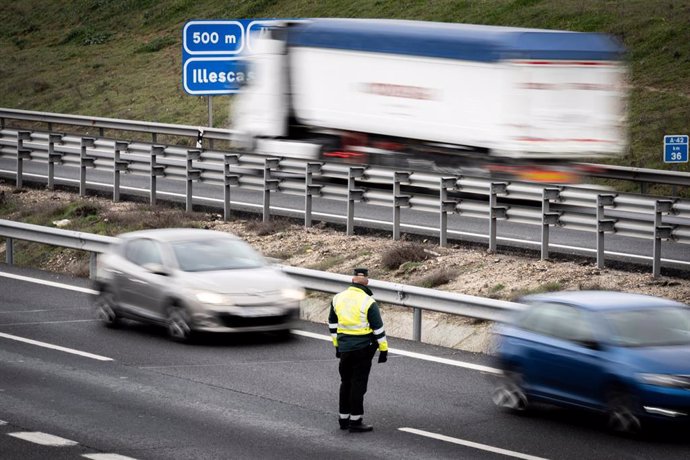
top-left (663, 135), bottom-right (688, 196)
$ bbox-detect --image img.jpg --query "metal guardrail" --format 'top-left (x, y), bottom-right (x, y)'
top-left (2, 107), bottom-right (689, 189)
top-left (0, 107), bottom-right (233, 143)
top-left (1, 111), bottom-right (689, 277)
top-left (0, 219), bottom-right (524, 340)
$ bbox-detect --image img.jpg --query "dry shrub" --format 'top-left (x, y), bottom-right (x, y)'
top-left (413, 269), bottom-right (456, 289)
top-left (245, 219), bottom-right (291, 236)
top-left (381, 243), bottom-right (431, 270)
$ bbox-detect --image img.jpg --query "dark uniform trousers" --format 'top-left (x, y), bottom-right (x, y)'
top-left (338, 343), bottom-right (378, 416)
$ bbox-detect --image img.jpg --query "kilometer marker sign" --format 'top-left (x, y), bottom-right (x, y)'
top-left (664, 135), bottom-right (689, 164)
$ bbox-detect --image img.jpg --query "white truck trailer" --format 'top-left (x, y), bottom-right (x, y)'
top-left (232, 19), bottom-right (627, 183)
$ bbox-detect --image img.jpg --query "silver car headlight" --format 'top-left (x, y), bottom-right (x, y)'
top-left (282, 287), bottom-right (306, 301)
top-left (637, 373), bottom-right (688, 388)
top-left (195, 292), bottom-right (228, 305)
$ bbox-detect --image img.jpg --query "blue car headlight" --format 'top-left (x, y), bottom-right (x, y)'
top-left (637, 373), bottom-right (689, 388)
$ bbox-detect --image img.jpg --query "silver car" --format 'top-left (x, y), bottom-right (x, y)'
top-left (92, 228), bottom-right (305, 341)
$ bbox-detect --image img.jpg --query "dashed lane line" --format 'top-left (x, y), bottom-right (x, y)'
top-left (83, 454), bottom-right (139, 460)
top-left (8, 431), bottom-right (78, 446)
top-left (5, 430), bottom-right (138, 459)
top-left (399, 427), bottom-right (550, 460)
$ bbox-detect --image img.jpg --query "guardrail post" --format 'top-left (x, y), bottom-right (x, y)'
top-left (223, 154), bottom-right (240, 221)
top-left (5, 237), bottom-right (13, 265)
top-left (79, 137), bottom-right (96, 196)
top-left (412, 307), bottom-right (422, 341)
top-left (347, 167), bottom-right (365, 235)
top-left (89, 252), bottom-right (97, 279)
top-left (393, 172), bottom-right (411, 240)
top-left (305, 163), bottom-right (323, 227)
top-left (186, 149), bottom-right (202, 212)
top-left (47, 134), bottom-right (64, 191)
top-left (16, 131), bottom-right (31, 188)
top-left (439, 177), bottom-right (458, 247)
top-left (489, 182), bottom-right (508, 253)
top-left (263, 158), bottom-right (281, 222)
top-left (596, 194), bottom-right (616, 268)
top-left (653, 200), bottom-right (674, 278)
top-left (149, 145), bottom-right (166, 205)
top-left (113, 141), bottom-right (129, 202)
top-left (540, 188), bottom-right (561, 260)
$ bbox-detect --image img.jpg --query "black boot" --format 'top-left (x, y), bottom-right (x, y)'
top-left (349, 419), bottom-right (373, 433)
top-left (339, 418), bottom-right (350, 430)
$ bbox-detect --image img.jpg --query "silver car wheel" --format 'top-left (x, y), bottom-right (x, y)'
top-left (95, 290), bottom-right (119, 327)
top-left (492, 371), bottom-right (528, 411)
top-left (167, 307), bottom-right (192, 342)
top-left (607, 390), bottom-right (641, 435)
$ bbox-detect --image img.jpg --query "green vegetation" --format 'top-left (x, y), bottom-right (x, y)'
top-left (1, 1), bottom-right (689, 194)
top-left (510, 280), bottom-right (563, 300)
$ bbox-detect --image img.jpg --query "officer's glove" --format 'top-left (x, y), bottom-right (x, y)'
top-left (378, 350), bottom-right (388, 363)
top-left (335, 347), bottom-right (341, 358)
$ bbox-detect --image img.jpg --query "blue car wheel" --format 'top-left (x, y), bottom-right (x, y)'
top-left (492, 370), bottom-right (529, 412)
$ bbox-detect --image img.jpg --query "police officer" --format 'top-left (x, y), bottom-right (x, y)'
top-left (328, 268), bottom-right (388, 432)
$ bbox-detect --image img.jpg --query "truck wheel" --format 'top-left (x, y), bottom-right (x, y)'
top-left (95, 289), bottom-right (120, 328)
top-left (492, 370), bottom-right (529, 412)
top-left (166, 305), bottom-right (193, 343)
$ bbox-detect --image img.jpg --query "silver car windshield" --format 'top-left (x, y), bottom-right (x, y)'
top-left (603, 307), bottom-right (690, 347)
top-left (171, 238), bottom-right (267, 272)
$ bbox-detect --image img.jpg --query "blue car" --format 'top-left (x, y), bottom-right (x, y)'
top-left (492, 290), bottom-right (690, 434)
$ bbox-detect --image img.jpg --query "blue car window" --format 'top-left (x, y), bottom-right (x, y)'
top-left (603, 307), bottom-right (690, 347)
top-left (520, 303), bottom-right (594, 343)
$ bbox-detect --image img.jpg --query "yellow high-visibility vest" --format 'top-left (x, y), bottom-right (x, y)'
top-left (333, 287), bottom-right (376, 335)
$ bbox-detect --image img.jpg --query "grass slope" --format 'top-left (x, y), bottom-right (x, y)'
top-left (1, 0), bottom-right (689, 192)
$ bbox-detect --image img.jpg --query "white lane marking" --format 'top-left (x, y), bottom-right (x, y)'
top-left (0, 308), bottom-right (90, 314)
top-left (8, 431), bottom-right (78, 446)
top-left (0, 320), bottom-right (96, 326)
top-left (0, 271), bottom-right (96, 295)
top-left (292, 330), bottom-right (501, 374)
top-left (0, 332), bottom-right (113, 361)
top-left (0, 420), bottom-right (7, 425)
top-left (400, 427), bottom-right (549, 460)
top-left (83, 454), bottom-right (139, 460)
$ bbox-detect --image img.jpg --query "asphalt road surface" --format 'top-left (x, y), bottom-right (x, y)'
top-left (1, 265), bottom-right (688, 459)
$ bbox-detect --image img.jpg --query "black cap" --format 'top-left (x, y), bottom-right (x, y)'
top-left (353, 268), bottom-right (369, 277)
